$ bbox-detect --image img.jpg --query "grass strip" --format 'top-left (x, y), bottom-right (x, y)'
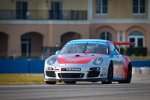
top-left (129, 56), bottom-right (150, 60)
top-left (0, 74), bottom-right (45, 85)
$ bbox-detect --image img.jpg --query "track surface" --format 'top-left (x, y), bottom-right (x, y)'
top-left (0, 75), bottom-right (150, 100)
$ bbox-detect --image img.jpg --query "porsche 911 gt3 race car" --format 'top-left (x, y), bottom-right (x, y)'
top-left (44, 39), bottom-right (132, 84)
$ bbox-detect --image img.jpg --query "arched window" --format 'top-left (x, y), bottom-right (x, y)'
top-left (0, 32), bottom-right (8, 56)
top-left (21, 32), bottom-right (43, 57)
top-left (100, 32), bottom-right (112, 41)
top-left (128, 31), bottom-right (144, 47)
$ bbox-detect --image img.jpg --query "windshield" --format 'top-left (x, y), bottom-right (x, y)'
top-left (60, 43), bottom-right (108, 54)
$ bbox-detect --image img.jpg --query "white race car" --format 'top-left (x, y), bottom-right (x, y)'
top-left (44, 39), bottom-right (132, 84)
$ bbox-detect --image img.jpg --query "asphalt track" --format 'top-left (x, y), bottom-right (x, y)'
top-left (0, 75), bottom-right (150, 100)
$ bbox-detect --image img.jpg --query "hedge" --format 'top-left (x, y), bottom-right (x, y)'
top-left (126, 47), bottom-right (147, 56)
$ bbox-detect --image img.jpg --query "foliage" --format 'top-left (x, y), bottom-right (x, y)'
top-left (126, 47), bottom-right (147, 57)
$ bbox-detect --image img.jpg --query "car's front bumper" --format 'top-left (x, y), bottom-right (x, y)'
top-left (44, 77), bottom-right (107, 82)
top-left (44, 68), bottom-right (108, 82)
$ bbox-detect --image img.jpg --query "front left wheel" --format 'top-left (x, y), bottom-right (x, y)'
top-left (45, 81), bottom-right (56, 85)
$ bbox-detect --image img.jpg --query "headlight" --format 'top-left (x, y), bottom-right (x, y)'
top-left (93, 57), bottom-right (103, 65)
top-left (47, 56), bottom-right (56, 65)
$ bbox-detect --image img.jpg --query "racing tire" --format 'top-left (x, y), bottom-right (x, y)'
top-left (64, 81), bottom-right (76, 84)
top-left (101, 63), bottom-right (113, 84)
top-left (45, 81), bottom-right (56, 85)
top-left (118, 63), bottom-right (132, 84)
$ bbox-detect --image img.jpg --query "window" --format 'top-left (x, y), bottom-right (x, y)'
top-left (16, 1), bottom-right (28, 19)
top-left (109, 42), bottom-right (120, 55)
top-left (50, 2), bottom-right (62, 19)
top-left (21, 38), bottom-right (31, 56)
top-left (128, 31), bottom-right (144, 47)
top-left (133, 0), bottom-right (145, 14)
top-left (96, 0), bottom-right (108, 14)
top-left (100, 32), bottom-right (112, 41)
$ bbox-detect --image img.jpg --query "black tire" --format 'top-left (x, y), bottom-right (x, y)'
top-left (118, 63), bottom-right (132, 84)
top-left (102, 63), bottom-right (113, 84)
top-left (45, 81), bottom-right (56, 85)
top-left (64, 81), bottom-right (76, 84)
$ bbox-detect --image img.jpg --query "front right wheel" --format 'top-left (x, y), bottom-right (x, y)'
top-left (64, 81), bottom-right (76, 84)
top-left (101, 63), bottom-right (113, 84)
top-left (118, 63), bottom-right (132, 84)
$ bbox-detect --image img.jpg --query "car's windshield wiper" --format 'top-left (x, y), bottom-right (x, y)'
top-left (83, 42), bottom-right (88, 53)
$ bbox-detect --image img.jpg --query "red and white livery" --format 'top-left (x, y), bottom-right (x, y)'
top-left (44, 39), bottom-right (132, 84)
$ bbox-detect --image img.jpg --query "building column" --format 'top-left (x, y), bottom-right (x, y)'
top-left (117, 31), bottom-right (120, 42)
top-left (148, 0), bottom-right (150, 20)
top-left (88, 0), bottom-right (93, 22)
top-left (122, 31), bottom-right (126, 42)
top-left (122, 31), bottom-right (126, 48)
top-left (8, 35), bottom-right (21, 57)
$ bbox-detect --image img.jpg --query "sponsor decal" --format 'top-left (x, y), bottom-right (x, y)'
top-left (46, 67), bottom-right (53, 71)
top-left (114, 63), bottom-right (125, 77)
top-left (61, 68), bottom-right (81, 71)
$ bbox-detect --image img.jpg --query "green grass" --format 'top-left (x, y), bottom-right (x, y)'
top-left (129, 56), bottom-right (150, 60)
top-left (0, 74), bottom-right (45, 85)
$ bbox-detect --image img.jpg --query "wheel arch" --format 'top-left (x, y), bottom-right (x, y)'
top-left (124, 56), bottom-right (132, 79)
top-left (124, 56), bottom-right (131, 68)
top-left (109, 60), bottom-right (114, 70)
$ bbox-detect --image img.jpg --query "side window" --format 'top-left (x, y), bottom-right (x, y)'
top-left (109, 43), bottom-right (119, 55)
top-left (110, 43), bottom-right (115, 51)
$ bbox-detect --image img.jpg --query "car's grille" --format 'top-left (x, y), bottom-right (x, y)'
top-left (58, 73), bottom-right (84, 78)
top-left (46, 71), bottom-right (56, 77)
top-left (87, 71), bottom-right (100, 77)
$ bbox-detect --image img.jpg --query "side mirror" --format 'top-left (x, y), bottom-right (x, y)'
top-left (55, 50), bottom-right (60, 55)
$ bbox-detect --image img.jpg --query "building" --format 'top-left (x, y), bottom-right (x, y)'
top-left (0, 0), bottom-right (150, 58)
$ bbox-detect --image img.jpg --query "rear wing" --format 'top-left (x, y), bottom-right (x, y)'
top-left (113, 42), bottom-right (134, 46)
top-left (113, 42), bottom-right (134, 53)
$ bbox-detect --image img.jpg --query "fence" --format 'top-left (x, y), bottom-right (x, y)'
top-left (0, 59), bottom-right (44, 73)
top-left (132, 60), bottom-right (150, 67)
top-left (0, 59), bottom-right (150, 73)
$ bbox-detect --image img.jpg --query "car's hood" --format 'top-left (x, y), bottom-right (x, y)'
top-left (57, 53), bottom-right (105, 64)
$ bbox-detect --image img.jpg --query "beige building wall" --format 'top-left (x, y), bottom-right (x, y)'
top-left (146, 24), bottom-right (150, 55)
top-left (0, 24), bottom-right (49, 56)
top-left (108, 0), bottom-right (132, 19)
top-left (0, 0), bottom-right (87, 11)
top-left (1, 23), bottom-right (150, 56)
top-left (90, 24), bottom-right (117, 41)
top-left (0, 0), bottom-right (148, 19)
top-left (0, 0), bottom-right (149, 56)
top-left (0, 23), bottom-right (90, 56)
top-left (48, 24), bottom-right (89, 47)
top-left (0, 0), bottom-right (15, 10)
top-left (93, 0), bottom-right (148, 19)
top-left (0, 0), bottom-right (88, 20)
top-left (63, 0), bottom-right (87, 10)
top-left (28, 0), bottom-right (48, 10)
